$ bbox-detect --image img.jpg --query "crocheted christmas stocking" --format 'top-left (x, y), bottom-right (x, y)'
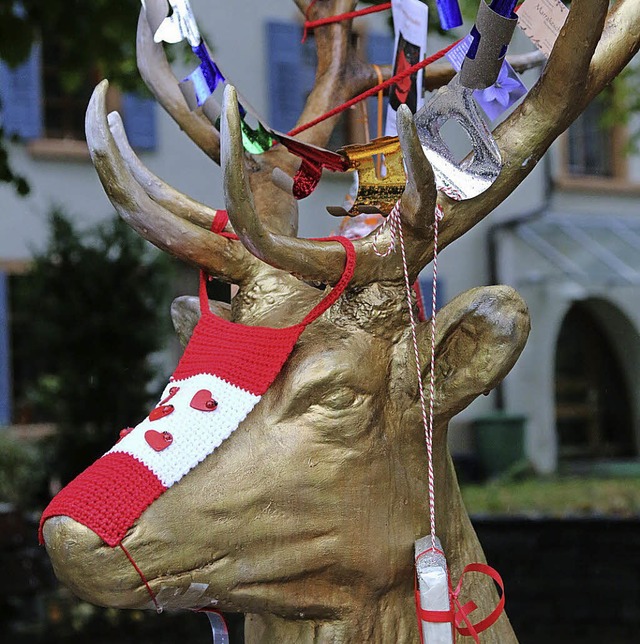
top-left (40, 237), bottom-right (355, 547)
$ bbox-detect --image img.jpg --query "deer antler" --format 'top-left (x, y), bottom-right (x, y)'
top-left (103, 0), bottom-right (640, 291)
top-left (438, 0), bottom-right (637, 249)
top-left (222, 85), bottom-right (438, 285)
top-left (292, 0), bottom-right (383, 148)
top-left (133, 0), bottom-right (405, 279)
top-left (137, 5), bottom-right (221, 163)
top-left (86, 80), bottom-right (258, 284)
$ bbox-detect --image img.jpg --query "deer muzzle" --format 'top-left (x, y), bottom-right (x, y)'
top-left (42, 515), bottom-right (147, 608)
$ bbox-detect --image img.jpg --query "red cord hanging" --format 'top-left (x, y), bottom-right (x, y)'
top-left (303, 2), bottom-right (392, 42)
top-left (288, 39), bottom-right (461, 137)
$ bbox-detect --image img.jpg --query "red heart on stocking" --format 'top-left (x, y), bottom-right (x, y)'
top-left (159, 386), bottom-right (180, 406)
top-left (145, 430), bottom-right (173, 451)
top-left (117, 427), bottom-right (134, 443)
top-left (149, 404), bottom-right (174, 421)
top-left (190, 389), bottom-right (218, 411)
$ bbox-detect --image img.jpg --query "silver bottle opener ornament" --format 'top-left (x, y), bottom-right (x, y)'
top-left (414, 0), bottom-right (518, 201)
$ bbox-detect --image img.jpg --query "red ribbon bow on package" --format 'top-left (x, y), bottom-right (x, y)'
top-left (415, 561), bottom-right (505, 643)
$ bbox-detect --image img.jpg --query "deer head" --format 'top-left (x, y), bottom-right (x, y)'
top-left (41, 1), bottom-right (640, 642)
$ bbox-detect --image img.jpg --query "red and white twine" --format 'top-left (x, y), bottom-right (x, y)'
top-left (374, 201), bottom-right (444, 539)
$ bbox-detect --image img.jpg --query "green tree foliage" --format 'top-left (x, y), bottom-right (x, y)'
top-left (0, 432), bottom-right (47, 507)
top-left (0, 0), bottom-right (141, 195)
top-left (11, 210), bottom-right (172, 485)
top-left (0, 1), bottom-right (141, 89)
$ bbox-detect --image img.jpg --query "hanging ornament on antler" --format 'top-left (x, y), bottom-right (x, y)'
top-left (142, 0), bottom-right (225, 107)
top-left (435, 0), bottom-right (463, 30)
top-left (269, 131), bottom-right (352, 199)
top-left (414, 0), bottom-right (519, 200)
top-left (326, 137), bottom-right (406, 217)
top-left (385, 0), bottom-right (430, 137)
top-left (142, 0), bottom-right (276, 154)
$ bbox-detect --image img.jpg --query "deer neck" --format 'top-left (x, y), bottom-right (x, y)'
top-left (243, 585), bottom-right (421, 643)
top-left (241, 451), bottom-right (517, 644)
top-left (433, 447), bottom-right (519, 644)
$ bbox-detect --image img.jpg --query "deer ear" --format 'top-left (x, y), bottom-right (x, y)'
top-left (170, 296), bottom-right (231, 347)
top-left (418, 285), bottom-right (530, 421)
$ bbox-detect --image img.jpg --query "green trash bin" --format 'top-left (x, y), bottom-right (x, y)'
top-left (472, 413), bottom-right (526, 478)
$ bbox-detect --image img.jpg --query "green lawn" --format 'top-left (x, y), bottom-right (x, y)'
top-left (461, 476), bottom-right (640, 517)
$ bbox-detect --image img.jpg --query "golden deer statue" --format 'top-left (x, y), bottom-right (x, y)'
top-left (41, 0), bottom-right (640, 642)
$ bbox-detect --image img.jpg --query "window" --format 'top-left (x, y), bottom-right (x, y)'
top-left (567, 95), bottom-right (614, 177)
top-left (0, 42), bottom-right (157, 154)
top-left (41, 39), bottom-right (100, 141)
top-left (266, 21), bottom-right (393, 149)
top-left (560, 89), bottom-right (627, 187)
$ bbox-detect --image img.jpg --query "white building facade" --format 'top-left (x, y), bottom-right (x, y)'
top-left (0, 0), bottom-right (638, 474)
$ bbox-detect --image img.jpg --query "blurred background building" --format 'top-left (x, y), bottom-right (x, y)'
top-left (0, 0), bottom-right (638, 480)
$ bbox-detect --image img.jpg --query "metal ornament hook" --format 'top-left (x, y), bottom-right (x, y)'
top-left (414, 76), bottom-right (501, 201)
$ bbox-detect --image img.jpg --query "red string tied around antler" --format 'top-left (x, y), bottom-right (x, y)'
top-left (302, 2), bottom-right (392, 43)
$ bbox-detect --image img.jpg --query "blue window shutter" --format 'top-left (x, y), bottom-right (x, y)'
top-left (366, 33), bottom-right (393, 140)
top-left (0, 272), bottom-right (11, 425)
top-left (299, 36), bottom-right (318, 114)
top-left (0, 43), bottom-right (43, 140)
top-left (122, 93), bottom-right (157, 151)
top-left (267, 22), bottom-right (311, 133)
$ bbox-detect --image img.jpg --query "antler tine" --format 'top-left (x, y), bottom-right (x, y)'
top-left (348, 106), bottom-right (439, 282)
top-left (585, 0), bottom-right (640, 101)
top-left (293, 0), bottom-right (369, 149)
top-left (222, 85), bottom-right (347, 284)
top-left (87, 80), bottom-right (256, 284)
top-left (395, 104), bottom-right (439, 277)
top-left (223, 86), bottom-right (437, 285)
top-left (137, 6), bottom-right (221, 164)
top-left (107, 111), bottom-right (226, 231)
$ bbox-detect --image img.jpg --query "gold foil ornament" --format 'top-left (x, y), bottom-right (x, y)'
top-left (327, 136), bottom-right (406, 217)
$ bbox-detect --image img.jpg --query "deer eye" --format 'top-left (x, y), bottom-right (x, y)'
top-left (316, 387), bottom-right (359, 411)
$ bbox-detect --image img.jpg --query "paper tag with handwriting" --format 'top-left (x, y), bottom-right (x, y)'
top-left (518, 0), bottom-right (569, 57)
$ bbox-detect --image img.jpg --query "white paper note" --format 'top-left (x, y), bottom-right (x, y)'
top-left (385, 0), bottom-right (429, 136)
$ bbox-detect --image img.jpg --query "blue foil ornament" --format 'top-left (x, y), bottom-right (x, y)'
top-left (181, 42), bottom-right (226, 107)
top-left (436, 0), bottom-right (463, 30)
